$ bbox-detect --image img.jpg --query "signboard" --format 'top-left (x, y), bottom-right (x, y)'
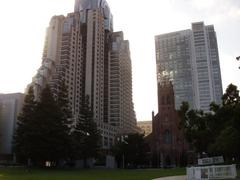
top-left (213, 156), bottom-right (224, 164)
top-left (198, 156), bottom-right (224, 165)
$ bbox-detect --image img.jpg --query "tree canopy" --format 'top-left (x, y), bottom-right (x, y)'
top-left (112, 133), bottom-right (149, 168)
top-left (14, 84), bottom-right (101, 167)
top-left (14, 85), bottom-right (71, 166)
top-left (70, 95), bottom-right (101, 166)
top-left (13, 86), bottom-right (37, 162)
top-left (178, 83), bottom-right (240, 161)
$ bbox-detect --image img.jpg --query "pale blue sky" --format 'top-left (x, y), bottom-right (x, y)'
top-left (0, 0), bottom-right (239, 120)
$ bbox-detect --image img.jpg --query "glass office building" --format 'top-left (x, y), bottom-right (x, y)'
top-left (155, 22), bottom-right (223, 111)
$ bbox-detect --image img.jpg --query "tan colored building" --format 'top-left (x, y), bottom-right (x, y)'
top-left (110, 32), bottom-right (137, 134)
top-left (31, 0), bottom-right (137, 148)
top-left (137, 121), bottom-right (152, 136)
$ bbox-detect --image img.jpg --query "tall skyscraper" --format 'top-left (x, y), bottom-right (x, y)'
top-left (110, 32), bottom-right (136, 133)
top-left (31, 0), bottom-right (137, 148)
top-left (155, 22), bottom-right (223, 111)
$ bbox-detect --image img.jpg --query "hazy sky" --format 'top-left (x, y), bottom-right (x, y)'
top-left (0, 0), bottom-right (239, 121)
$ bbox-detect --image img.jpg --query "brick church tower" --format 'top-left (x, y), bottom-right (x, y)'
top-left (146, 81), bottom-right (188, 167)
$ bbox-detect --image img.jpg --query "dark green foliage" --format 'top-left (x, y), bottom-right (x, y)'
top-left (222, 84), bottom-right (240, 106)
top-left (14, 84), bottom-right (101, 167)
top-left (32, 85), bottom-right (70, 164)
top-left (13, 87), bottom-right (37, 162)
top-left (112, 133), bottom-right (150, 168)
top-left (178, 102), bottom-right (213, 153)
top-left (209, 126), bottom-right (240, 158)
top-left (178, 84), bottom-right (240, 161)
top-left (208, 84), bottom-right (240, 160)
top-left (71, 95), bottom-right (101, 163)
top-left (14, 85), bottom-right (71, 166)
top-left (56, 80), bottom-right (72, 121)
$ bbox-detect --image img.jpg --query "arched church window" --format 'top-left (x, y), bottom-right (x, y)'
top-left (163, 129), bottom-right (172, 144)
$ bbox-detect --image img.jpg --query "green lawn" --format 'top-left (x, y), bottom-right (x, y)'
top-left (0, 168), bottom-right (239, 180)
top-left (0, 168), bottom-right (185, 180)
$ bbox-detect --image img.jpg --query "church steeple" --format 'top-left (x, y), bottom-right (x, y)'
top-left (157, 81), bottom-right (175, 112)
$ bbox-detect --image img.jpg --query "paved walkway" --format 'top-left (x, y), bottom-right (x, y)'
top-left (153, 175), bottom-right (186, 180)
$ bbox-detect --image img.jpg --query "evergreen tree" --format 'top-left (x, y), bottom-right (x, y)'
top-left (56, 80), bottom-right (73, 160)
top-left (13, 86), bottom-right (37, 163)
top-left (71, 95), bottom-right (100, 166)
top-left (56, 80), bottom-right (72, 122)
top-left (14, 85), bottom-right (71, 166)
top-left (33, 85), bottom-right (70, 165)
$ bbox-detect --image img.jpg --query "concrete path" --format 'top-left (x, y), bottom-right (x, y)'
top-left (153, 175), bottom-right (186, 180)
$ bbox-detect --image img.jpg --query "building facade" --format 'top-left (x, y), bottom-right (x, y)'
top-left (110, 32), bottom-right (137, 134)
top-left (31, 0), bottom-right (137, 148)
top-left (155, 22), bottom-right (223, 111)
top-left (0, 93), bottom-right (24, 160)
top-left (146, 82), bottom-right (187, 167)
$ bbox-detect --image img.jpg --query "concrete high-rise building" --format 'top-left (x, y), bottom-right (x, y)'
top-left (110, 32), bottom-right (137, 134)
top-left (155, 22), bottom-right (223, 111)
top-left (0, 93), bottom-right (24, 160)
top-left (32, 15), bottom-right (65, 98)
top-left (31, 0), bottom-right (137, 148)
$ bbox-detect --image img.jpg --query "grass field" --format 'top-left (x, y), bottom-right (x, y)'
top-left (0, 168), bottom-right (239, 180)
top-left (0, 168), bottom-right (186, 180)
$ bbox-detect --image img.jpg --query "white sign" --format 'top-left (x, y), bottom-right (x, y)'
top-left (198, 156), bottom-right (224, 165)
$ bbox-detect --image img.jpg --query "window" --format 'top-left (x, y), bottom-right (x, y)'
top-left (163, 130), bottom-right (172, 144)
top-left (104, 137), bottom-right (108, 146)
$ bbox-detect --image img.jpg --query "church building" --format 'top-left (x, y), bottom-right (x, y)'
top-left (146, 81), bottom-right (188, 167)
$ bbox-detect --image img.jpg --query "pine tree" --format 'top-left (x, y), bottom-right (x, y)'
top-left (56, 80), bottom-right (72, 122)
top-left (32, 85), bottom-right (70, 165)
top-left (13, 86), bottom-right (37, 163)
top-left (56, 80), bottom-right (74, 159)
top-left (71, 95), bottom-right (101, 166)
top-left (14, 85), bottom-right (71, 166)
